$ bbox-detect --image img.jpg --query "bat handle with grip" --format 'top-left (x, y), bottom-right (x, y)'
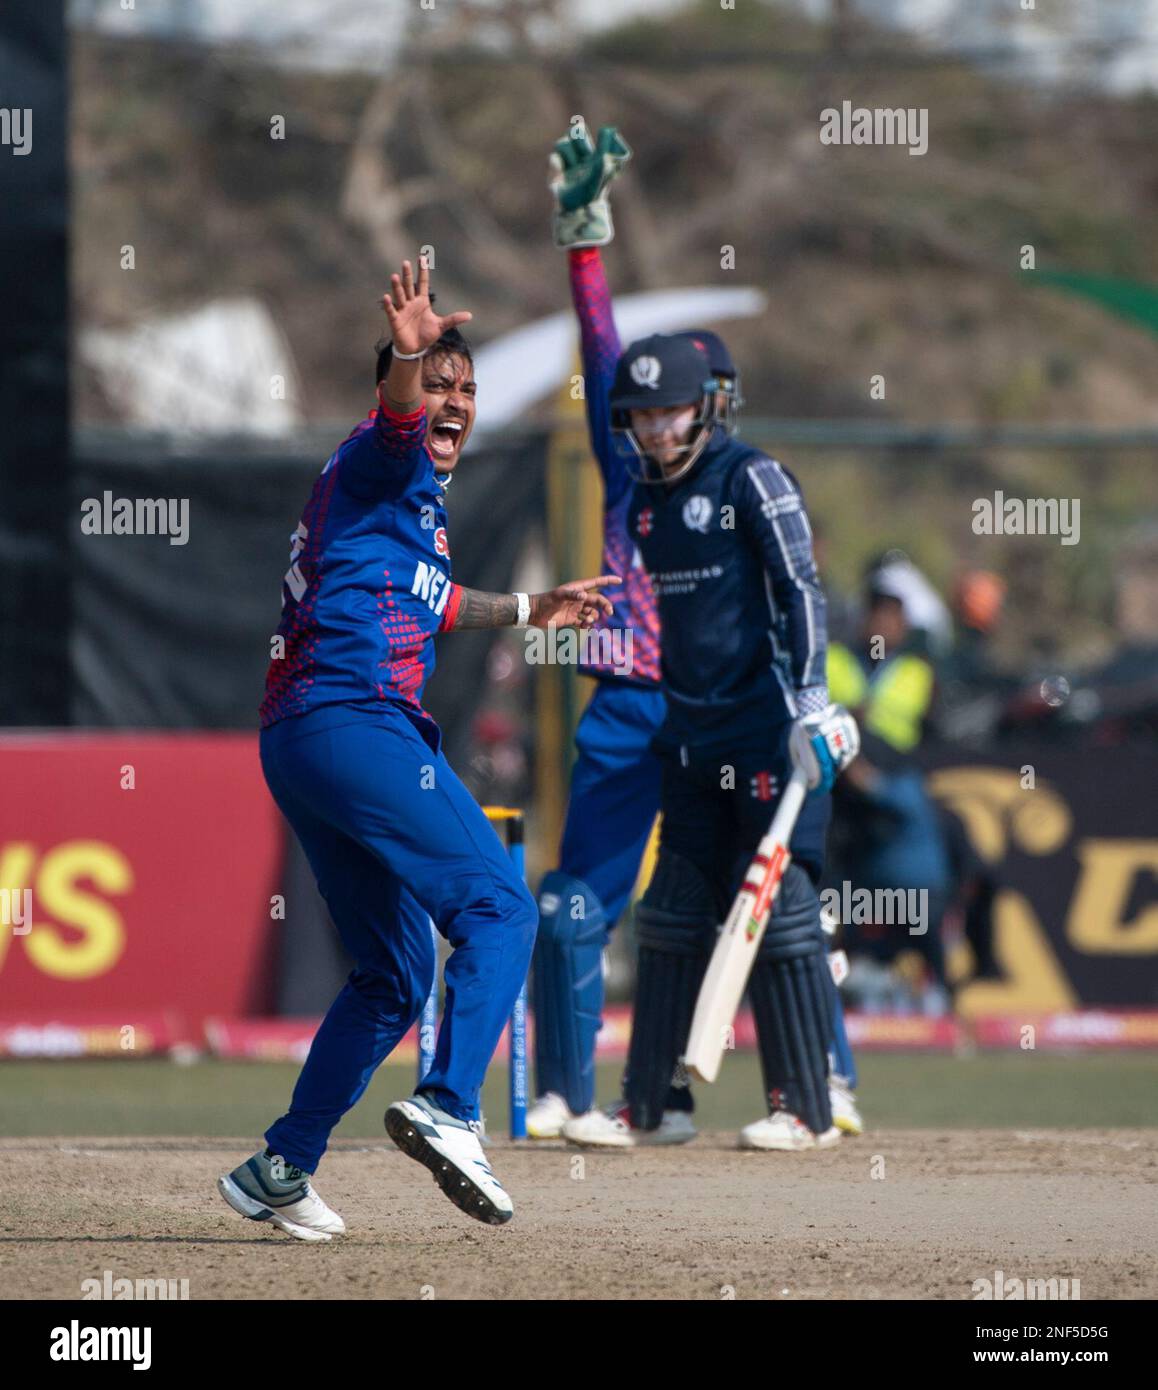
top-left (767, 767), bottom-right (809, 848)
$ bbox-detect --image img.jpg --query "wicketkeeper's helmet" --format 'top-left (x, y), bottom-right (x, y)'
top-left (675, 329), bottom-right (743, 435)
top-left (610, 333), bottom-right (721, 485)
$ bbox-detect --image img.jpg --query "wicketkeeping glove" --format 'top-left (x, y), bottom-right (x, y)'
top-left (549, 122), bottom-right (632, 250)
top-left (789, 703), bottom-right (860, 794)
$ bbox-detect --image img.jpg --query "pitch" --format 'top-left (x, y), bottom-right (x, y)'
top-left (4, 1055), bottom-right (1155, 1300)
top-left (6, 1130), bottom-right (1155, 1300)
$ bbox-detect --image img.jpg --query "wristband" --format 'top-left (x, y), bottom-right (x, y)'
top-left (514, 593), bottom-right (531, 628)
top-left (391, 345), bottom-right (427, 362)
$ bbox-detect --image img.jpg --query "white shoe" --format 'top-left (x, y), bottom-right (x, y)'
top-left (562, 1099), bottom-right (697, 1149)
top-left (526, 1091), bottom-right (573, 1140)
top-left (385, 1096), bottom-right (514, 1225)
top-left (829, 1074), bottom-right (864, 1136)
top-left (738, 1110), bottom-right (842, 1152)
top-left (218, 1150), bottom-right (346, 1242)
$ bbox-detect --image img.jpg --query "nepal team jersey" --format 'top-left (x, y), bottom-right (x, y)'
top-left (260, 403), bottom-right (462, 729)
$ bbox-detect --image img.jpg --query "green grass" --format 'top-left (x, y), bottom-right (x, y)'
top-left (1, 1053), bottom-right (1155, 1139)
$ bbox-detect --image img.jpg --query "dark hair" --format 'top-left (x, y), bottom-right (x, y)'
top-left (373, 293), bottom-right (473, 387)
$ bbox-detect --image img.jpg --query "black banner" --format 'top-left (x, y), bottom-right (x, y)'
top-left (0, 1), bottom-right (70, 723)
top-left (926, 741), bottom-right (1158, 1009)
top-left (70, 430), bottom-right (548, 758)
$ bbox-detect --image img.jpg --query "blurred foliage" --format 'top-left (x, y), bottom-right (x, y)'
top-left (71, 1), bottom-right (1158, 666)
top-left (586, 0), bottom-right (821, 59)
top-left (74, 1), bottom-right (1158, 428)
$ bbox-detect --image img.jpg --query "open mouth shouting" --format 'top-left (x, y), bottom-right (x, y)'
top-left (427, 413), bottom-right (467, 464)
top-left (417, 348), bottom-right (476, 472)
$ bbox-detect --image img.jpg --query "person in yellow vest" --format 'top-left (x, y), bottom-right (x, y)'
top-left (826, 558), bottom-right (953, 1006)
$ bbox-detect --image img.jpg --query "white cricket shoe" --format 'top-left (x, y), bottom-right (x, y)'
top-left (562, 1099), bottom-right (698, 1149)
top-left (385, 1096), bottom-right (514, 1226)
top-left (829, 1074), bottom-right (864, 1136)
top-left (739, 1109), bottom-right (842, 1152)
top-left (218, 1149), bottom-right (346, 1242)
top-left (526, 1091), bottom-right (573, 1140)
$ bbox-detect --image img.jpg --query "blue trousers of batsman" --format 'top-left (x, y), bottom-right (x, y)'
top-left (533, 681), bottom-right (860, 1118)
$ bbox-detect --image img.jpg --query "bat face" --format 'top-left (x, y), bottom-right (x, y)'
top-left (684, 771), bottom-right (810, 1085)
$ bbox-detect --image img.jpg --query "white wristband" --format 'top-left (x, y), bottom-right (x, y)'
top-left (514, 592), bottom-right (531, 628)
top-left (391, 344), bottom-right (427, 362)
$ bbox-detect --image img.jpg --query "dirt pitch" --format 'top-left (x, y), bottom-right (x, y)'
top-left (4, 1130), bottom-right (1155, 1300)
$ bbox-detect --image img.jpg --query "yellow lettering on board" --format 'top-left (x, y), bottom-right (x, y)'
top-left (1068, 840), bottom-right (1158, 954)
top-left (0, 843), bottom-right (37, 974)
top-left (956, 890), bottom-right (1076, 1018)
top-left (25, 842), bottom-right (132, 980)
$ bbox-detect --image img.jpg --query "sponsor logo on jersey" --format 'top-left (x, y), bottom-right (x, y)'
top-left (750, 770), bottom-right (779, 802)
top-left (636, 506), bottom-right (654, 537)
top-left (433, 526), bottom-right (450, 557)
top-left (682, 495), bottom-right (712, 533)
top-left (650, 563), bottom-right (723, 596)
top-left (630, 355), bottom-right (661, 389)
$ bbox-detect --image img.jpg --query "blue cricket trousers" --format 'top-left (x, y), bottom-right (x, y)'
top-left (546, 682), bottom-right (858, 1099)
top-left (259, 701), bottom-right (537, 1172)
top-left (558, 681), bottom-right (666, 925)
top-left (534, 681), bottom-right (664, 1111)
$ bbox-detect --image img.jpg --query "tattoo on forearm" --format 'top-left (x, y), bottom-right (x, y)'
top-left (447, 588), bottom-right (519, 630)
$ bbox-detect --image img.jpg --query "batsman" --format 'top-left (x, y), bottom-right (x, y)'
top-left (558, 179), bottom-right (860, 1154)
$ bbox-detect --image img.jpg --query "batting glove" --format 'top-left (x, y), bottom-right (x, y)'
top-left (789, 703), bottom-right (860, 793)
top-left (549, 122), bottom-right (632, 250)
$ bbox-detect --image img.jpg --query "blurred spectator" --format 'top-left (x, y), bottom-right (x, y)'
top-left (986, 530), bottom-right (1158, 745)
top-left (1074, 528), bottom-right (1158, 742)
top-left (933, 568), bottom-right (1022, 745)
top-left (826, 555), bottom-right (954, 1011)
top-left (934, 569), bottom-right (1017, 980)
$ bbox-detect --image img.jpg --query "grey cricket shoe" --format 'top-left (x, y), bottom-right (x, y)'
top-left (218, 1148), bottom-right (346, 1242)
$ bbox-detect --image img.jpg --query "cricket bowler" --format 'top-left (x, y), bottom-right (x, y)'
top-left (218, 258), bottom-right (618, 1234)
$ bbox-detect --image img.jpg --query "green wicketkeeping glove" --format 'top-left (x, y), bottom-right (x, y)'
top-left (548, 122), bottom-right (632, 250)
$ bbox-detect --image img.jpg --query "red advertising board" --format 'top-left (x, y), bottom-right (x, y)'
top-left (200, 1006), bottom-right (1158, 1062)
top-left (0, 734), bottom-right (282, 1034)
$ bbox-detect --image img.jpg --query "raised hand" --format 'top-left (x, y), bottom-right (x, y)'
top-left (382, 257), bottom-right (472, 359)
top-left (548, 122), bottom-right (632, 250)
top-left (531, 575), bottom-right (621, 628)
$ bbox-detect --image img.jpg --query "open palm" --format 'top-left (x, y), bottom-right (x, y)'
top-left (382, 258), bottom-right (472, 357)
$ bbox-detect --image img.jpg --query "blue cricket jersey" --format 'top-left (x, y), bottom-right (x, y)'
top-left (260, 403), bottom-right (463, 730)
top-left (627, 429), bottom-right (828, 749)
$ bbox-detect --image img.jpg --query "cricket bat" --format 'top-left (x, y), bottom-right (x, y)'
top-left (684, 767), bottom-right (810, 1083)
